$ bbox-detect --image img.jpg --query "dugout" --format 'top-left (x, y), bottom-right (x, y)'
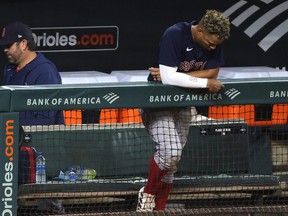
top-left (12, 77), bottom-right (286, 180)
top-left (4, 78), bottom-right (287, 213)
top-left (18, 121), bottom-right (281, 211)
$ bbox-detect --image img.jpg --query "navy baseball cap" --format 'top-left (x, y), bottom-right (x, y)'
top-left (0, 21), bottom-right (34, 45)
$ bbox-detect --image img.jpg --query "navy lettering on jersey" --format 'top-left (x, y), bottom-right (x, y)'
top-left (179, 60), bottom-right (207, 72)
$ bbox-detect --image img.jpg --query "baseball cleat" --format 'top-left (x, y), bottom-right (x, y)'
top-left (136, 186), bottom-right (156, 212)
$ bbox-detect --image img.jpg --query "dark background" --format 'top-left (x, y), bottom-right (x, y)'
top-left (0, 0), bottom-right (287, 75)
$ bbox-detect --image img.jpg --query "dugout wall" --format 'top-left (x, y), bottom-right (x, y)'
top-left (1, 78), bottom-right (288, 215)
top-left (0, 87), bottom-right (18, 216)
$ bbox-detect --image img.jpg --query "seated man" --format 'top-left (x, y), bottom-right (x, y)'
top-left (0, 21), bottom-right (64, 125)
top-left (0, 21), bottom-right (65, 213)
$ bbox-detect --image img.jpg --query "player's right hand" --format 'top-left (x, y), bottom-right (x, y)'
top-left (206, 79), bottom-right (224, 93)
top-left (149, 67), bottom-right (161, 81)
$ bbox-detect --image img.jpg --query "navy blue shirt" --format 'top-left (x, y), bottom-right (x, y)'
top-left (148, 21), bottom-right (224, 80)
top-left (3, 52), bottom-right (64, 125)
top-left (3, 52), bottom-right (62, 85)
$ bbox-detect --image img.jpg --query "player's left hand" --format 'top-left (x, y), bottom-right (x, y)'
top-left (149, 67), bottom-right (161, 81)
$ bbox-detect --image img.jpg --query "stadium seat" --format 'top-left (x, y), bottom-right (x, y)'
top-left (208, 104), bottom-right (288, 126)
top-left (99, 108), bottom-right (142, 123)
top-left (99, 109), bottom-right (119, 123)
top-left (118, 108), bottom-right (142, 123)
top-left (208, 105), bottom-right (244, 120)
top-left (64, 110), bottom-right (82, 125)
top-left (271, 104), bottom-right (288, 125)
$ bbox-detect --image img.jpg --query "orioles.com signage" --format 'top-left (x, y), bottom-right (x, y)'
top-left (31, 26), bottom-right (119, 52)
top-left (0, 113), bottom-right (18, 216)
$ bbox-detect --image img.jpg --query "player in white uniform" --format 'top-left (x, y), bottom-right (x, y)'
top-left (137, 10), bottom-right (230, 212)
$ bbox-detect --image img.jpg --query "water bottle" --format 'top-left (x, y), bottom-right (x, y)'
top-left (35, 152), bottom-right (46, 183)
top-left (76, 167), bottom-right (97, 180)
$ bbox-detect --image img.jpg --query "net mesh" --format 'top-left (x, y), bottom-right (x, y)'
top-left (17, 105), bottom-right (288, 215)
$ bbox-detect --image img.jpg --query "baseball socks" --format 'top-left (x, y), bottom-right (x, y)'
top-left (144, 158), bottom-right (168, 194)
top-left (137, 158), bottom-right (169, 212)
top-left (154, 181), bottom-right (173, 211)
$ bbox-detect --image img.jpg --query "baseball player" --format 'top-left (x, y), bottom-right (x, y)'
top-left (137, 10), bottom-right (230, 212)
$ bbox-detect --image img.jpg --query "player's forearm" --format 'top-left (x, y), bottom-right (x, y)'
top-left (185, 68), bottom-right (219, 79)
top-left (160, 64), bottom-right (208, 88)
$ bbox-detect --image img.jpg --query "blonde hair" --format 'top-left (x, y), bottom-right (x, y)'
top-left (199, 9), bottom-right (230, 40)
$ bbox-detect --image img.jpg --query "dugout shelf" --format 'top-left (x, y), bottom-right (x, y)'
top-left (18, 174), bottom-right (285, 204)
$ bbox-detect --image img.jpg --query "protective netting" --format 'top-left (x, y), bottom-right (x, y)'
top-left (17, 106), bottom-right (288, 215)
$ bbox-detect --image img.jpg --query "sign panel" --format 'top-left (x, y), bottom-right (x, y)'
top-left (32, 26), bottom-right (119, 52)
top-left (0, 113), bottom-right (19, 216)
top-left (8, 78), bottom-right (288, 111)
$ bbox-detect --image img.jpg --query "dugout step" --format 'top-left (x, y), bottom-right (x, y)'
top-left (172, 174), bottom-right (280, 188)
